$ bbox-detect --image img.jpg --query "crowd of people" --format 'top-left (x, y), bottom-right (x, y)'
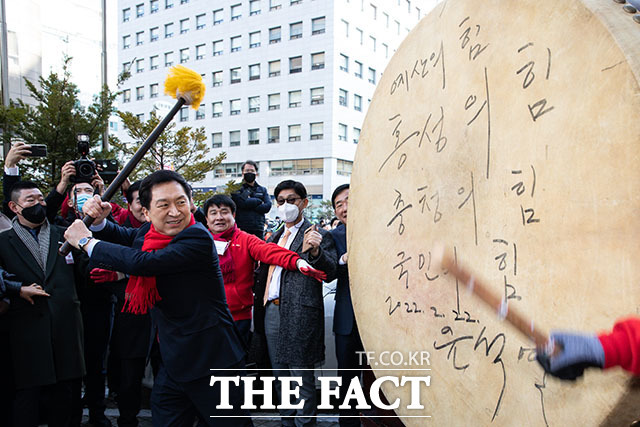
top-left (1, 141), bottom-right (639, 427)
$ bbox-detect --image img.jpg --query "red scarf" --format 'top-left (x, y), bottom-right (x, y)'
top-left (212, 224), bottom-right (236, 285)
top-left (123, 214), bottom-right (196, 314)
top-left (126, 209), bottom-right (145, 228)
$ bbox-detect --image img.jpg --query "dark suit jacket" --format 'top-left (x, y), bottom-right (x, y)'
top-left (254, 218), bottom-right (337, 366)
top-left (0, 224), bottom-right (85, 389)
top-left (330, 223), bottom-right (356, 336)
top-left (90, 221), bottom-right (245, 382)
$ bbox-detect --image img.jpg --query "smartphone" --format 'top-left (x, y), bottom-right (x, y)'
top-left (26, 144), bottom-right (47, 157)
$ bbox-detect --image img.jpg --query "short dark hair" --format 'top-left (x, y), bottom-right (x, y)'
top-left (10, 181), bottom-right (40, 203)
top-left (138, 170), bottom-right (191, 209)
top-left (274, 180), bottom-right (307, 200)
top-left (331, 217), bottom-right (340, 226)
top-left (331, 184), bottom-right (350, 209)
top-left (203, 194), bottom-right (236, 215)
top-left (125, 180), bottom-right (142, 204)
top-left (241, 160), bottom-right (258, 173)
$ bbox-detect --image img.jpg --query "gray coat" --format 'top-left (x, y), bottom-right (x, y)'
top-left (254, 218), bottom-right (337, 365)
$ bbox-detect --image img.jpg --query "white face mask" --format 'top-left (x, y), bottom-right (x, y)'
top-left (277, 202), bottom-right (299, 223)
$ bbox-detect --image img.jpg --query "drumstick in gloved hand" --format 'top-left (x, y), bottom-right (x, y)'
top-left (433, 245), bottom-right (557, 356)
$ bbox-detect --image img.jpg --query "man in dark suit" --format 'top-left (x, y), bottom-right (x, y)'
top-left (65, 170), bottom-right (251, 426)
top-left (329, 184), bottom-right (365, 426)
top-left (254, 180), bottom-right (337, 426)
top-left (231, 160), bottom-right (272, 239)
top-left (0, 180), bottom-right (85, 427)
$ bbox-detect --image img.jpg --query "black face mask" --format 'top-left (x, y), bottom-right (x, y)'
top-left (243, 173), bottom-right (256, 183)
top-left (19, 203), bottom-right (46, 225)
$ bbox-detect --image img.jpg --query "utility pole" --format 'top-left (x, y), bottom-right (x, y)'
top-left (101, 0), bottom-right (109, 151)
top-left (0, 0), bottom-right (10, 158)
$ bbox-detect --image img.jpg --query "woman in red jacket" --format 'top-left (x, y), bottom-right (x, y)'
top-left (204, 194), bottom-right (325, 344)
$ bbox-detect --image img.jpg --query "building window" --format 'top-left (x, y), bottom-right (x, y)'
top-left (214, 162), bottom-right (243, 177)
top-left (231, 36), bottom-right (241, 52)
top-left (213, 8), bottom-right (223, 25)
top-left (122, 61), bottom-right (130, 72)
top-left (269, 26), bottom-right (281, 44)
top-left (337, 159), bottom-right (353, 176)
top-left (180, 48), bottom-right (189, 63)
top-left (341, 19), bottom-right (349, 37)
top-left (339, 54), bottom-right (348, 72)
top-left (383, 12), bottom-right (389, 27)
top-left (212, 101), bottom-right (223, 117)
top-left (212, 71), bottom-right (223, 87)
top-left (288, 90), bottom-right (301, 108)
top-left (354, 61), bottom-right (363, 78)
top-left (268, 93), bottom-right (280, 110)
top-left (268, 126), bottom-right (280, 143)
top-left (368, 67), bottom-right (376, 84)
top-left (339, 89), bottom-right (348, 106)
top-left (230, 67), bottom-right (241, 84)
top-left (136, 31), bottom-right (144, 46)
top-left (288, 124), bottom-right (301, 142)
top-left (353, 127), bottom-right (361, 144)
top-left (165, 22), bottom-right (174, 38)
top-left (150, 27), bottom-right (159, 42)
top-left (312, 16), bottom-right (325, 35)
top-left (290, 22), bottom-right (302, 39)
top-left (310, 122), bottom-right (323, 140)
top-left (136, 58), bottom-right (144, 73)
top-left (395, 20), bottom-right (400, 35)
top-left (230, 131), bottom-right (241, 147)
top-left (181, 0), bottom-right (189, 4)
top-left (249, 31), bottom-right (261, 48)
top-left (165, 0), bottom-right (173, 8)
top-left (164, 51), bottom-right (174, 67)
top-left (122, 8), bottom-right (131, 22)
top-left (196, 105), bottom-right (205, 120)
top-left (248, 128), bottom-right (260, 145)
top-left (382, 43), bottom-right (389, 58)
top-left (249, 64), bottom-right (260, 80)
top-left (354, 94), bottom-right (362, 111)
top-left (212, 40), bottom-right (223, 56)
top-left (179, 107), bottom-right (188, 122)
top-left (269, 158), bottom-right (323, 176)
top-left (250, 0), bottom-right (261, 15)
top-left (311, 52), bottom-right (324, 70)
top-left (136, 3), bottom-right (144, 17)
top-left (150, 55), bottom-right (159, 70)
top-left (230, 98), bottom-right (241, 115)
top-left (180, 18), bottom-right (189, 34)
top-left (269, 0), bottom-right (281, 10)
top-left (122, 35), bottom-right (131, 49)
top-left (370, 35), bottom-right (377, 52)
top-left (195, 44), bottom-right (205, 60)
top-left (338, 123), bottom-right (348, 141)
top-left (231, 3), bottom-right (241, 20)
top-left (290, 0), bottom-right (302, 5)
top-left (248, 96), bottom-right (260, 113)
top-left (137, 113), bottom-right (145, 121)
top-left (356, 27), bottom-right (363, 45)
top-left (150, 83), bottom-right (159, 98)
top-left (122, 89), bottom-right (131, 103)
top-left (212, 132), bottom-right (222, 148)
top-left (370, 3), bottom-right (377, 19)
top-left (268, 60), bottom-right (281, 77)
top-left (150, 0), bottom-right (159, 13)
top-left (310, 87), bottom-right (324, 105)
top-left (289, 56), bottom-right (302, 74)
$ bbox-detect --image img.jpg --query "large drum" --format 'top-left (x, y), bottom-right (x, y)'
top-left (349, 0), bottom-right (640, 425)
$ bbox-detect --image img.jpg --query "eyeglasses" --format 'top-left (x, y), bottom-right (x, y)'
top-left (276, 196), bottom-right (301, 206)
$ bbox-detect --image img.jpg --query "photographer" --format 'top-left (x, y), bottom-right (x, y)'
top-left (3, 141), bottom-right (74, 222)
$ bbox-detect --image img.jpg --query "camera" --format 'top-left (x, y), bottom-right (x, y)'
top-left (71, 134), bottom-right (96, 184)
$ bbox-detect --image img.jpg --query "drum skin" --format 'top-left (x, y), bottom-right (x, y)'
top-left (348, 0), bottom-right (640, 425)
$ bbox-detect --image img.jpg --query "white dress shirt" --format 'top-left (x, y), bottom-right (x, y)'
top-left (267, 217), bottom-right (304, 301)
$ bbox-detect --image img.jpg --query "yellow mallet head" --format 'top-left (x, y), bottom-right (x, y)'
top-left (164, 65), bottom-right (205, 110)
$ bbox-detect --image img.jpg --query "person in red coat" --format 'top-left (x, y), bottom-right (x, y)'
top-left (204, 194), bottom-right (325, 344)
top-left (537, 317), bottom-right (640, 379)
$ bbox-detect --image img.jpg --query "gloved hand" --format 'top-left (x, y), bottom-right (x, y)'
top-left (296, 259), bottom-right (326, 282)
top-left (90, 268), bottom-right (121, 284)
top-left (536, 331), bottom-right (605, 380)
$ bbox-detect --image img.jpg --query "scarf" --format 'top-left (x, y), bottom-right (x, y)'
top-left (123, 214), bottom-right (196, 314)
top-left (212, 224), bottom-right (236, 285)
top-left (11, 217), bottom-right (50, 272)
top-left (126, 209), bottom-right (145, 228)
